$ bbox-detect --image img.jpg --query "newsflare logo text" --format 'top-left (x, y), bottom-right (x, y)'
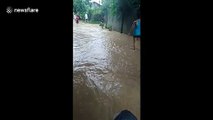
top-left (6, 7), bottom-right (39, 14)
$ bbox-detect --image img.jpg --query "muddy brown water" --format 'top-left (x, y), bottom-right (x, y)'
top-left (73, 21), bottom-right (141, 120)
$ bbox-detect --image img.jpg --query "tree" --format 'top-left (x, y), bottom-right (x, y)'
top-left (73, 0), bottom-right (91, 19)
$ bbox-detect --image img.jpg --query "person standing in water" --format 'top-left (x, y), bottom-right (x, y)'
top-left (85, 13), bottom-right (88, 22)
top-left (129, 15), bottom-right (141, 50)
top-left (76, 15), bottom-right (80, 24)
top-left (73, 13), bottom-right (76, 20)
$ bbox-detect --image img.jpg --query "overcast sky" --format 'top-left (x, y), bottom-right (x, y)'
top-left (90, 0), bottom-right (102, 4)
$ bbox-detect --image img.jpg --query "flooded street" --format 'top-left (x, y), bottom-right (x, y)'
top-left (73, 21), bottom-right (141, 120)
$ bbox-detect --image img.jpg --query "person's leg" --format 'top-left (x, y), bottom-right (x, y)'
top-left (137, 37), bottom-right (140, 41)
top-left (133, 37), bottom-right (135, 50)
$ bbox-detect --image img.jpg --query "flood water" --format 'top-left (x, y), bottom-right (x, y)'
top-left (73, 21), bottom-right (141, 120)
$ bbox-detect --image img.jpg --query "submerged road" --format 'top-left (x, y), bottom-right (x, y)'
top-left (73, 21), bottom-right (141, 120)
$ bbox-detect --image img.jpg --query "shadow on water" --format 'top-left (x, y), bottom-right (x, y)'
top-left (73, 21), bottom-right (140, 120)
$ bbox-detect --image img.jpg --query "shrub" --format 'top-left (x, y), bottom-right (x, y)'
top-left (88, 8), bottom-right (104, 23)
top-left (108, 26), bottom-right (112, 31)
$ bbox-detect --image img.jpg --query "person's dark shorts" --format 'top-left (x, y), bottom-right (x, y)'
top-left (133, 35), bottom-right (141, 38)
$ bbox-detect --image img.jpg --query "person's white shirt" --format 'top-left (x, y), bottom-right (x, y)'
top-left (85, 14), bottom-right (88, 20)
top-left (74, 14), bottom-right (76, 20)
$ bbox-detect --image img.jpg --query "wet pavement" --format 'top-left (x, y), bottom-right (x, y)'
top-left (73, 21), bottom-right (141, 120)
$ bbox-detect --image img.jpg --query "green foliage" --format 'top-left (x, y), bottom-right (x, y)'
top-left (110, 0), bottom-right (118, 16)
top-left (88, 7), bottom-right (104, 23)
top-left (100, 22), bottom-right (104, 28)
top-left (73, 0), bottom-right (91, 19)
top-left (101, 0), bottom-right (118, 17)
top-left (73, 0), bottom-right (141, 24)
top-left (126, 0), bottom-right (141, 10)
top-left (101, 0), bottom-right (140, 18)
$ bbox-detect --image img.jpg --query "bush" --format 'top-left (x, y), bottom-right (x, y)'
top-left (100, 22), bottom-right (104, 28)
top-left (105, 25), bottom-right (112, 31)
top-left (92, 13), bottom-right (102, 21)
top-left (108, 26), bottom-right (112, 31)
top-left (88, 8), bottom-right (104, 23)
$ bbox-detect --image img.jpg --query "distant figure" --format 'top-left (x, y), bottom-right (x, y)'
top-left (76, 15), bottom-right (80, 24)
top-left (74, 14), bottom-right (76, 20)
top-left (128, 15), bottom-right (141, 50)
top-left (85, 13), bottom-right (88, 22)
